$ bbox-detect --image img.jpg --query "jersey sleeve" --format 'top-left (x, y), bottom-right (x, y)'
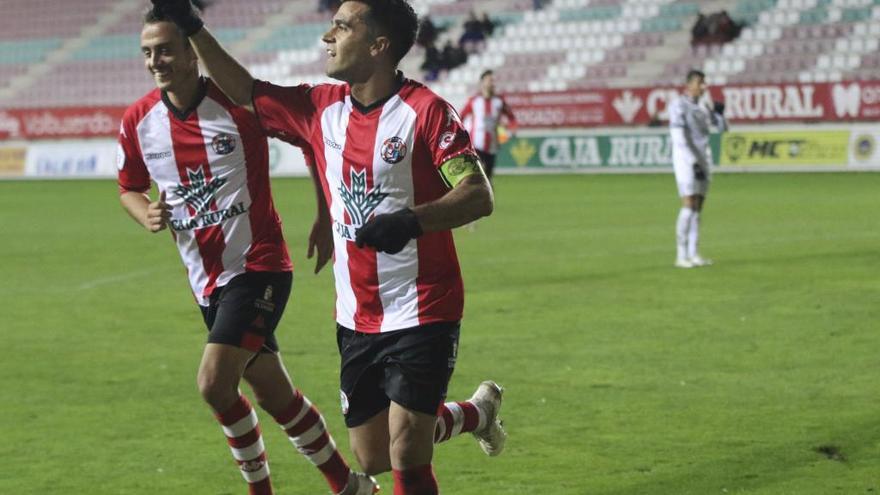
top-left (668, 98), bottom-right (686, 129)
top-left (420, 97), bottom-right (477, 169)
top-left (117, 116), bottom-right (150, 194)
top-left (252, 80), bottom-right (316, 144)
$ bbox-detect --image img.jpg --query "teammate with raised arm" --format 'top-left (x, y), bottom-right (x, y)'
top-left (149, 0), bottom-right (508, 493)
top-left (117, 7), bottom-right (376, 495)
top-left (668, 69), bottom-right (728, 268)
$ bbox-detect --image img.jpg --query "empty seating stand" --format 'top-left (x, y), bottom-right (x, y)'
top-left (1, 0), bottom-right (878, 110)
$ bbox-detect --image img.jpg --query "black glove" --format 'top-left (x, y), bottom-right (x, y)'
top-left (713, 100), bottom-right (725, 115)
top-left (151, 0), bottom-right (204, 36)
top-left (355, 209), bottom-right (423, 254)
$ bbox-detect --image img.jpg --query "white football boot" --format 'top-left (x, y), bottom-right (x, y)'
top-left (674, 258), bottom-right (695, 268)
top-left (689, 255), bottom-right (713, 267)
top-left (337, 471), bottom-right (379, 495)
top-left (470, 381), bottom-right (507, 457)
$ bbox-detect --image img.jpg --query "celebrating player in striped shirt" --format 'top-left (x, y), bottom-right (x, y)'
top-left (149, 0), bottom-right (509, 493)
top-left (117, 7), bottom-right (376, 495)
top-left (460, 69), bottom-right (518, 182)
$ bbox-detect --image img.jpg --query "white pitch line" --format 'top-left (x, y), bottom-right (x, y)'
top-left (77, 269), bottom-right (157, 290)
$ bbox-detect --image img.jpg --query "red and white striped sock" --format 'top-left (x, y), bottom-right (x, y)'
top-left (392, 464), bottom-right (438, 495)
top-left (434, 400), bottom-right (484, 443)
top-left (216, 395), bottom-right (273, 495)
top-left (272, 389), bottom-right (351, 494)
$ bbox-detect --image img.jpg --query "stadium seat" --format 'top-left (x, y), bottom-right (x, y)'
top-left (2, 0), bottom-right (879, 109)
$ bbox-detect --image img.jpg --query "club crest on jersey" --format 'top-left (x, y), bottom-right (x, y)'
top-left (170, 166), bottom-right (248, 231)
top-left (336, 168), bottom-right (389, 241)
top-left (380, 137), bottom-right (407, 164)
top-left (211, 133), bottom-right (236, 155)
top-left (439, 132), bottom-right (455, 150)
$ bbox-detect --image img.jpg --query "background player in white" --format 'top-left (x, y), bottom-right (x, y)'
top-left (149, 1), bottom-right (508, 493)
top-left (668, 69), bottom-right (728, 268)
top-left (117, 7), bottom-right (376, 495)
top-left (459, 69), bottom-right (518, 183)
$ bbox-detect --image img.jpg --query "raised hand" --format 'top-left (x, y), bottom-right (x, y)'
top-left (150, 0), bottom-right (204, 36)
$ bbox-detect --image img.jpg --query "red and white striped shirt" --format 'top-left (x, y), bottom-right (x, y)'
top-left (253, 76), bottom-right (475, 333)
top-left (117, 79), bottom-right (292, 306)
top-left (460, 94), bottom-right (517, 155)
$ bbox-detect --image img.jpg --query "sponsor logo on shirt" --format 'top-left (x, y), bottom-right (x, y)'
top-left (211, 133), bottom-right (236, 155)
top-left (170, 166), bottom-right (248, 231)
top-left (144, 151), bottom-right (172, 161)
top-left (439, 132), bottom-right (455, 150)
top-left (380, 136), bottom-right (407, 164)
top-left (324, 137), bottom-right (342, 150)
top-left (335, 168), bottom-right (388, 241)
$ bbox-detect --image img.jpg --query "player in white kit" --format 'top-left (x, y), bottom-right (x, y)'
top-left (668, 69), bottom-right (728, 268)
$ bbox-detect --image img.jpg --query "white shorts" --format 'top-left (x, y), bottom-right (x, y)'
top-left (673, 160), bottom-right (710, 197)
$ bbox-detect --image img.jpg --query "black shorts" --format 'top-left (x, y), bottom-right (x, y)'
top-left (336, 321), bottom-right (460, 427)
top-left (477, 150), bottom-right (496, 180)
top-left (199, 271), bottom-right (292, 354)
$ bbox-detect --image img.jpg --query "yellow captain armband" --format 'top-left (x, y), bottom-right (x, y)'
top-left (438, 154), bottom-right (484, 188)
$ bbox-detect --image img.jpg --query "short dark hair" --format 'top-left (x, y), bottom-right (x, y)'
top-left (143, 1), bottom-right (210, 26)
top-left (143, 7), bottom-right (189, 41)
top-left (480, 69), bottom-right (494, 80)
top-left (342, 0), bottom-right (418, 64)
top-left (686, 69), bottom-right (706, 83)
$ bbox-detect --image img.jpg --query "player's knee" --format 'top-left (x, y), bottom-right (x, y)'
top-left (352, 443), bottom-right (391, 475)
top-left (196, 369), bottom-right (237, 410)
top-left (389, 433), bottom-right (432, 469)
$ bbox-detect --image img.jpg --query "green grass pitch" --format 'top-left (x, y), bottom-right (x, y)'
top-left (1, 173), bottom-right (878, 494)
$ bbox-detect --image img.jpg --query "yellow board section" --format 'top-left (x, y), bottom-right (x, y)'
top-left (720, 131), bottom-right (850, 166)
top-left (0, 147), bottom-right (26, 176)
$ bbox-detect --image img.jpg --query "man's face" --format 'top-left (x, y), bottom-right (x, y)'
top-left (686, 76), bottom-right (707, 99)
top-left (480, 73), bottom-right (495, 95)
top-left (141, 21), bottom-right (198, 92)
top-left (322, 1), bottom-right (378, 82)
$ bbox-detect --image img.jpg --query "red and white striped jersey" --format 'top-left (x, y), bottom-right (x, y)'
top-left (253, 76), bottom-right (475, 333)
top-left (117, 79), bottom-right (292, 306)
top-left (460, 94), bottom-right (517, 155)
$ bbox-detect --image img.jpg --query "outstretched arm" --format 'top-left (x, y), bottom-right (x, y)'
top-left (189, 29), bottom-right (255, 110)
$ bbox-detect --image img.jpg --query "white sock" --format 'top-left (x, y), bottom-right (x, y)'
top-left (687, 210), bottom-right (701, 259)
top-left (676, 207), bottom-right (693, 260)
